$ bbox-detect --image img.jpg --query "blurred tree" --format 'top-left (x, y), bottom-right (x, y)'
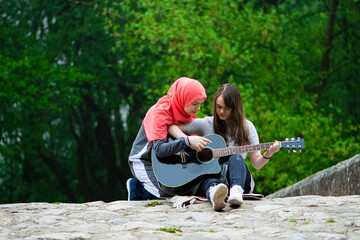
top-left (0, 0), bottom-right (133, 203)
top-left (106, 0), bottom-right (360, 195)
top-left (0, 0), bottom-right (359, 202)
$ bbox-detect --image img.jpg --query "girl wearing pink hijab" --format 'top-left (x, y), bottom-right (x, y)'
top-left (127, 77), bottom-right (210, 200)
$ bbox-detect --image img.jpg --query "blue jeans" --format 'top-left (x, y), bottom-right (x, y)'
top-left (196, 154), bottom-right (250, 200)
top-left (196, 178), bottom-right (223, 200)
top-left (128, 178), bottom-right (159, 200)
top-left (227, 154), bottom-right (248, 188)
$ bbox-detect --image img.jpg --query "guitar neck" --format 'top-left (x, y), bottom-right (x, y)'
top-left (212, 142), bottom-right (276, 158)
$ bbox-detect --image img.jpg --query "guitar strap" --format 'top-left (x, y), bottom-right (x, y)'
top-left (180, 152), bottom-right (187, 168)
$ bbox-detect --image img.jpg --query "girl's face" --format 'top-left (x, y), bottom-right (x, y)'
top-left (184, 98), bottom-right (205, 116)
top-left (215, 95), bottom-right (232, 121)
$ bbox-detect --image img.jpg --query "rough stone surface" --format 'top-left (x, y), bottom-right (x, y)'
top-left (267, 154), bottom-right (360, 199)
top-left (1, 195), bottom-right (360, 240)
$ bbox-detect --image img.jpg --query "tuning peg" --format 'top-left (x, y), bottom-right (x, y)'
top-left (293, 149), bottom-right (296, 153)
top-left (288, 149), bottom-right (290, 153)
top-left (299, 149), bottom-right (302, 153)
top-left (285, 138), bottom-right (289, 142)
top-left (297, 137), bottom-right (301, 142)
top-left (291, 138), bottom-right (295, 142)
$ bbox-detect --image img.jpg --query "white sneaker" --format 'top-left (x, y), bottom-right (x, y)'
top-left (228, 185), bottom-right (244, 207)
top-left (209, 183), bottom-right (228, 211)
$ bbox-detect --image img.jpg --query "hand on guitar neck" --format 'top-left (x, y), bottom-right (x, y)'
top-left (262, 140), bottom-right (281, 159)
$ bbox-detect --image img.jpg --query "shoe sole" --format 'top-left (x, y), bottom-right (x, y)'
top-left (126, 178), bottom-right (132, 201)
top-left (212, 185), bottom-right (228, 211)
top-left (228, 197), bottom-right (243, 207)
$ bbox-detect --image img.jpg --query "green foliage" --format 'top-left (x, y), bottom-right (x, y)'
top-left (0, 0), bottom-right (132, 203)
top-left (327, 218), bottom-right (336, 223)
top-left (156, 227), bottom-right (182, 233)
top-left (106, 0), bottom-right (360, 195)
top-left (0, 0), bottom-right (359, 203)
top-left (0, 53), bottom-right (91, 203)
top-left (145, 201), bottom-right (163, 207)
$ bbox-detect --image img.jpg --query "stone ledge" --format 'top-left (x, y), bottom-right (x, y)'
top-left (266, 154), bottom-right (360, 199)
top-left (1, 195), bottom-right (360, 239)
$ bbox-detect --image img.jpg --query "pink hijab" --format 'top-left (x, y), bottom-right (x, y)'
top-left (143, 77), bottom-right (207, 142)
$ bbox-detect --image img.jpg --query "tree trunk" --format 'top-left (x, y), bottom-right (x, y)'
top-left (317, 0), bottom-right (339, 102)
top-left (39, 150), bottom-right (77, 202)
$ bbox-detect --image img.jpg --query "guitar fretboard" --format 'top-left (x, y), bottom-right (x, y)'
top-left (212, 142), bottom-right (275, 158)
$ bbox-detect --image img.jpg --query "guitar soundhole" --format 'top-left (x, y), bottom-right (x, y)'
top-left (196, 149), bottom-right (213, 162)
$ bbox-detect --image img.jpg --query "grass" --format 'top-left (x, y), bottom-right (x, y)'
top-left (156, 227), bottom-right (182, 233)
top-left (146, 201), bottom-right (163, 207)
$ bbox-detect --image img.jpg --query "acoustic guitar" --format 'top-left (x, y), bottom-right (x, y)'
top-left (152, 134), bottom-right (305, 195)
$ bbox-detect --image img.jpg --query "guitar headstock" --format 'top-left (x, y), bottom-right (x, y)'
top-left (280, 137), bottom-right (305, 153)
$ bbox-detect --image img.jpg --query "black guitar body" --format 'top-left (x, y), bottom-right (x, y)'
top-left (152, 134), bottom-right (226, 195)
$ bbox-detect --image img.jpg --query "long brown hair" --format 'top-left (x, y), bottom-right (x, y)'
top-left (213, 84), bottom-right (250, 146)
